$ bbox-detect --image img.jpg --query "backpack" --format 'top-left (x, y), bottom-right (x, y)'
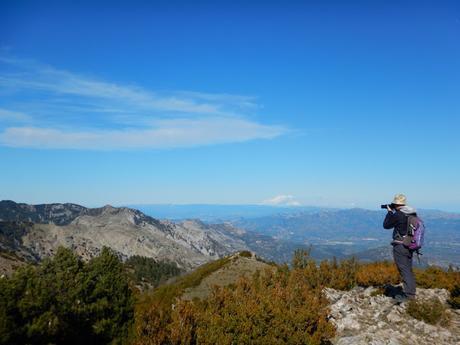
top-left (402, 215), bottom-right (425, 251)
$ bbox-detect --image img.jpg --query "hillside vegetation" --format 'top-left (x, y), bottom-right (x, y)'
top-left (133, 249), bottom-right (460, 344)
top-left (0, 247), bottom-right (134, 345)
top-left (125, 255), bottom-right (183, 290)
top-left (0, 249), bottom-right (27, 276)
top-left (1, 248), bottom-right (459, 345)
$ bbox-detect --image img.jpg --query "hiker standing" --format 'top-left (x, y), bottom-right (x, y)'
top-left (383, 194), bottom-right (417, 300)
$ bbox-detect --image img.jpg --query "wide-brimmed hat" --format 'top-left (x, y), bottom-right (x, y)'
top-left (392, 194), bottom-right (407, 205)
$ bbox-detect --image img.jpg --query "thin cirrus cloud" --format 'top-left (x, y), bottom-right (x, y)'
top-left (0, 56), bottom-right (287, 150)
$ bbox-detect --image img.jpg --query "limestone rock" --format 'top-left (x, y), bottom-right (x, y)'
top-left (325, 287), bottom-right (460, 345)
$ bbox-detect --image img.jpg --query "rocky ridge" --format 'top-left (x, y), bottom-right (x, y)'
top-left (325, 287), bottom-right (460, 345)
top-left (181, 251), bottom-right (273, 301)
top-left (0, 201), bottom-right (248, 269)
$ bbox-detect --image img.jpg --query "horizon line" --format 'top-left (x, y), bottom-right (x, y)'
top-left (2, 199), bottom-right (457, 214)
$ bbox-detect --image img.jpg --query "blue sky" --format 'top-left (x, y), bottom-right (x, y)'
top-left (1, 1), bottom-right (459, 211)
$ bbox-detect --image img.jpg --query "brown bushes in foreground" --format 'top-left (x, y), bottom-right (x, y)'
top-left (133, 250), bottom-right (460, 344)
top-left (355, 261), bottom-right (399, 287)
top-left (196, 269), bottom-right (334, 345)
top-left (414, 266), bottom-right (460, 309)
top-left (134, 266), bottom-right (334, 345)
top-left (415, 266), bottom-right (460, 291)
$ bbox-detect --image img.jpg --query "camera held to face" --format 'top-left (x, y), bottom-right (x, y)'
top-left (381, 204), bottom-right (395, 210)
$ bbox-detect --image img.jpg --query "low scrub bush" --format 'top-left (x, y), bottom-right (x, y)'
top-left (415, 266), bottom-right (460, 291)
top-left (415, 266), bottom-right (460, 310)
top-left (356, 261), bottom-right (399, 287)
top-left (134, 256), bottom-right (233, 344)
top-left (134, 268), bottom-right (334, 345)
top-left (292, 250), bottom-right (358, 290)
top-left (196, 269), bottom-right (334, 345)
top-left (407, 297), bottom-right (450, 327)
top-left (448, 286), bottom-right (460, 309)
top-left (239, 250), bottom-right (252, 258)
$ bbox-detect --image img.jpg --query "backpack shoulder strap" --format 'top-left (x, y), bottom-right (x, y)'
top-left (406, 215), bottom-right (418, 236)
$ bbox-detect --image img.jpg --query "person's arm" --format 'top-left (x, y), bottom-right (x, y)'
top-left (383, 209), bottom-right (397, 229)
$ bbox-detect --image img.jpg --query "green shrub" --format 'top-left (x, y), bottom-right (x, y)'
top-left (407, 297), bottom-right (450, 327)
top-left (448, 286), bottom-right (460, 309)
top-left (0, 247), bottom-right (133, 345)
top-left (239, 250), bottom-right (252, 258)
top-left (125, 255), bottom-right (182, 288)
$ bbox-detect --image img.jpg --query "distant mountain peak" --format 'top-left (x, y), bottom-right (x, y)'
top-left (102, 204), bottom-right (115, 210)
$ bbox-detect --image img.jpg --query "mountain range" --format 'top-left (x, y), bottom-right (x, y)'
top-left (0, 200), bottom-right (312, 274)
top-left (1, 200), bottom-right (460, 272)
top-left (0, 200), bottom-right (251, 270)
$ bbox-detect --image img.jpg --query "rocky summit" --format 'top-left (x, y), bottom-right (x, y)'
top-left (325, 287), bottom-right (460, 345)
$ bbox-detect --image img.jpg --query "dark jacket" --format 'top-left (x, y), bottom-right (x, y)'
top-left (383, 209), bottom-right (411, 241)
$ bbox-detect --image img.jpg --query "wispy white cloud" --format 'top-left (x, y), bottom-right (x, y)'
top-left (0, 56), bottom-right (288, 150)
top-left (0, 108), bottom-right (32, 122)
top-left (174, 91), bottom-right (259, 110)
top-left (0, 117), bottom-right (285, 150)
top-left (262, 195), bottom-right (301, 206)
top-left (0, 69), bottom-right (219, 114)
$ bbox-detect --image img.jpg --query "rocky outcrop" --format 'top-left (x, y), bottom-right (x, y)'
top-left (325, 287), bottom-right (460, 345)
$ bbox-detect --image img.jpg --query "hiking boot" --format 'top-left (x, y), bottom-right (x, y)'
top-left (393, 294), bottom-right (409, 303)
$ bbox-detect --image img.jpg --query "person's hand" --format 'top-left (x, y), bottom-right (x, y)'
top-left (386, 205), bottom-right (393, 212)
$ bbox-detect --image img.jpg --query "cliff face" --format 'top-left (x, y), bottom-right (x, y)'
top-left (0, 201), bottom-right (248, 269)
top-left (325, 287), bottom-right (460, 345)
top-left (0, 200), bottom-right (87, 225)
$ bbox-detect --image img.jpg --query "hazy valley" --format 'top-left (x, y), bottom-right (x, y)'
top-left (135, 204), bottom-right (460, 268)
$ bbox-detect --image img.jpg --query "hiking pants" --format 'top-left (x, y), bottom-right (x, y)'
top-left (393, 244), bottom-right (416, 297)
